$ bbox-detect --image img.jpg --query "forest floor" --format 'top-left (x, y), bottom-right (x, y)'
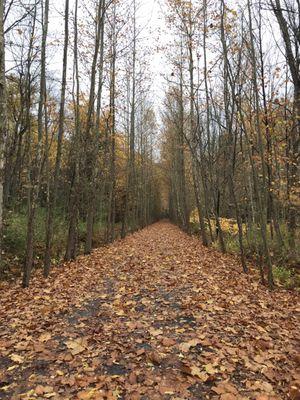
top-left (0, 221), bottom-right (299, 400)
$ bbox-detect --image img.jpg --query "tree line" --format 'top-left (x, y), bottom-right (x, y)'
top-left (0, 0), bottom-right (299, 289)
top-left (0, 0), bottom-right (162, 287)
top-left (161, 0), bottom-right (299, 288)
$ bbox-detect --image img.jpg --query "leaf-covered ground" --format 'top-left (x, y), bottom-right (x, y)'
top-left (0, 222), bottom-right (299, 400)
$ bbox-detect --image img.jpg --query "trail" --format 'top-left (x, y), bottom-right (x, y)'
top-left (0, 222), bottom-right (299, 400)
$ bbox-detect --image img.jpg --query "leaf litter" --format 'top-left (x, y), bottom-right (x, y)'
top-left (0, 222), bottom-right (299, 399)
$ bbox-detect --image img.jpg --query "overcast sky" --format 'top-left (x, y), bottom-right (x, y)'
top-left (5, 0), bottom-right (289, 122)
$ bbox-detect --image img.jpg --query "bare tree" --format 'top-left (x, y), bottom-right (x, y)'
top-left (23, 0), bottom-right (49, 287)
top-left (44, 0), bottom-right (69, 276)
top-left (0, 0), bottom-right (6, 267)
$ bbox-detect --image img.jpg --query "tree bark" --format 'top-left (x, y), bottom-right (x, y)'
top-left (0, 0), bottom-right (6, 270)
top-left (44, 0), bottom-right (69, 276)
top-left (23, 0), bottom-right (49, 287)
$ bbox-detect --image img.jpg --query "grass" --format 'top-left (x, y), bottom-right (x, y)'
top-left (1, 207), bottom-right (108, 280)
top-left (3, 208), bottom-right (66, 260)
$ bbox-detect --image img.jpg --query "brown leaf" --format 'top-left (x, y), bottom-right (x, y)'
top-left (212, 382), bottom-right (237, 395)
top-left (161, 337), bottom-right (176, 347)
top-left (180, 363), bottom-right (209, 382)
top-left (39, 332), bottom-right (51, 342)
top-left (77, 388), bottom-right (99, 399)
top-left (147, 350), bottom-right (163, 365)
top-left (149, 328), bottom-right (163, 337)
top-left (129, 372), bottom-right (137, 384)
top-left (35, 385), bottom-right (54, 395)
top-left (136, 348), bottom-right (145, 356)
top-left (65, 338), bottom-right (87, 356)
top-left (178, 339), bottom-right (201, 353)
top-left (290, 386), bottom-right (300, 400)
top-left (220, 394), bottom-right (237, 400)
top-left (204, 363), bottom-right (217, 375)
top-left (158, 383), bottom-right (175, 395)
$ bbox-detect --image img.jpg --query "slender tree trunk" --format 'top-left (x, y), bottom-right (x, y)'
top-left (122, 0), bottom-right (137, 237)
top-left (0, 0), bottom-right (5, 270)
top-left (258, 0), bottom-right (284, 250)
top-left (178, 38), bottom-right (190, 233)
top-left (107, 1), bottom-right (116, 243)
top-left (65, 0), bottom-right (80, 261)
top-left (44, 0), bottom-right (69, 276)
top-left (220, 0), bottom-right (247, 272)
top-left (248, 0), bottom-right (273, 288)
top-left (85, 0), bottom-right (105, 254)
top-left (270, 0), bottom-right (299, 251)
top-left (23, 0), bottom-right (49, 287)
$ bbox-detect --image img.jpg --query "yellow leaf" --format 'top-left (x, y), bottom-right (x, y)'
top-left (44, 393), bottom-right (57, 398)
top-left (39, 332), bottom-right (51, 342)
top-left (190, 366), bottom-right (209, 382)
top-left (65, 338), bottom-right (87, 356)
top-left (56, 370), bottom-right (64, 376)
top-left (205, 363), bottom-right (217, 374)
top-left (178, 338), bottom-right (200, 353)
top-left (10, 354), bottom-right (24, 363)
top-left (78, 388), bottom-right (97, 399)
top-left (1, 385), bottom-right (11, 391)
top-left (7, 365), bottom-right (18, 371)
top-left (149, 328), bottom-right (163, 336)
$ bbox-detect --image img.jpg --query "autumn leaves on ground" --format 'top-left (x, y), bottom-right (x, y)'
top-left (0, 222), bottom-right (299, 400)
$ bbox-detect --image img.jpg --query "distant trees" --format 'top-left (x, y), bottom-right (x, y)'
top-left (162, 0), bottom-right (299, 288)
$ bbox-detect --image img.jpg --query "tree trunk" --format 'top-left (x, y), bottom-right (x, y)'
top-left (23, 0), bottom-right (49, 287)
top-left (0, 0), bottom-right (6, 270)
top-left (44, 0), bottom-right (69, 276)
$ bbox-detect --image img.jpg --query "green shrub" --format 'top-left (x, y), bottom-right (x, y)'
top-left (3, 207), bottom-right (68, 263)
top-left (1, 206), bottom-right (110, 279)
top-left (273, 266), bottom-right (299, 289)
top-left (3, 210), bottom-right (28, 257)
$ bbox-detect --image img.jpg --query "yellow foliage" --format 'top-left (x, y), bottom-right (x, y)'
top-left (190, 210), bottom-right (245, 234)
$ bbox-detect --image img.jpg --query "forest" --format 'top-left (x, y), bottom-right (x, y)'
top-left (0, 0), bottom-right (299, 288)
top-left (0, 0), bottom-right (299, 399)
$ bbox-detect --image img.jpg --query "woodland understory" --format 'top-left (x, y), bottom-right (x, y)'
top-left (0, 0), bottom-right (299, 290)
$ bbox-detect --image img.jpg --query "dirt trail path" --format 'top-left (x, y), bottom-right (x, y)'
top-left (0, 222), bottom-right (299, 399)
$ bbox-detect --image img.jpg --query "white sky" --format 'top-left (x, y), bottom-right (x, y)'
top-left (5, 0), bottom-right (290, 122)
top-left (39, 0), bottom-right (169, 119)
top-left (134, 0), bottom-right (171, 115)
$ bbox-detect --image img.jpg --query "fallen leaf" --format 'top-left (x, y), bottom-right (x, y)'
top-left (65, 338), bottom-right (87, 356)
top-left (147, 350), bottom-right (163, 365)
top-left (290, 385), bottom-right (300, 400)
top-left (149, 328), bottom-right (163, 337)
top-left (220, 394), bottom-right (236, 400)
top-left (39, 332), bottom-right (51, 342)
top-left (10, 354), bottom-right (24, 363)
top-left (161, 337), bottom-right (176, 347)
top-left (178, 339), bottom-right (201, 353)
top-left (204, 363), bottom-right (217, 375)
top-left (191, 367), bottom-right (209, 382)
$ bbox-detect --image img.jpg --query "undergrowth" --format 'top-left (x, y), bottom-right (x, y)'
top-left (1, 207), bottom-right (108, 280)
top-left (190, 217), bottom-right (300, 289)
